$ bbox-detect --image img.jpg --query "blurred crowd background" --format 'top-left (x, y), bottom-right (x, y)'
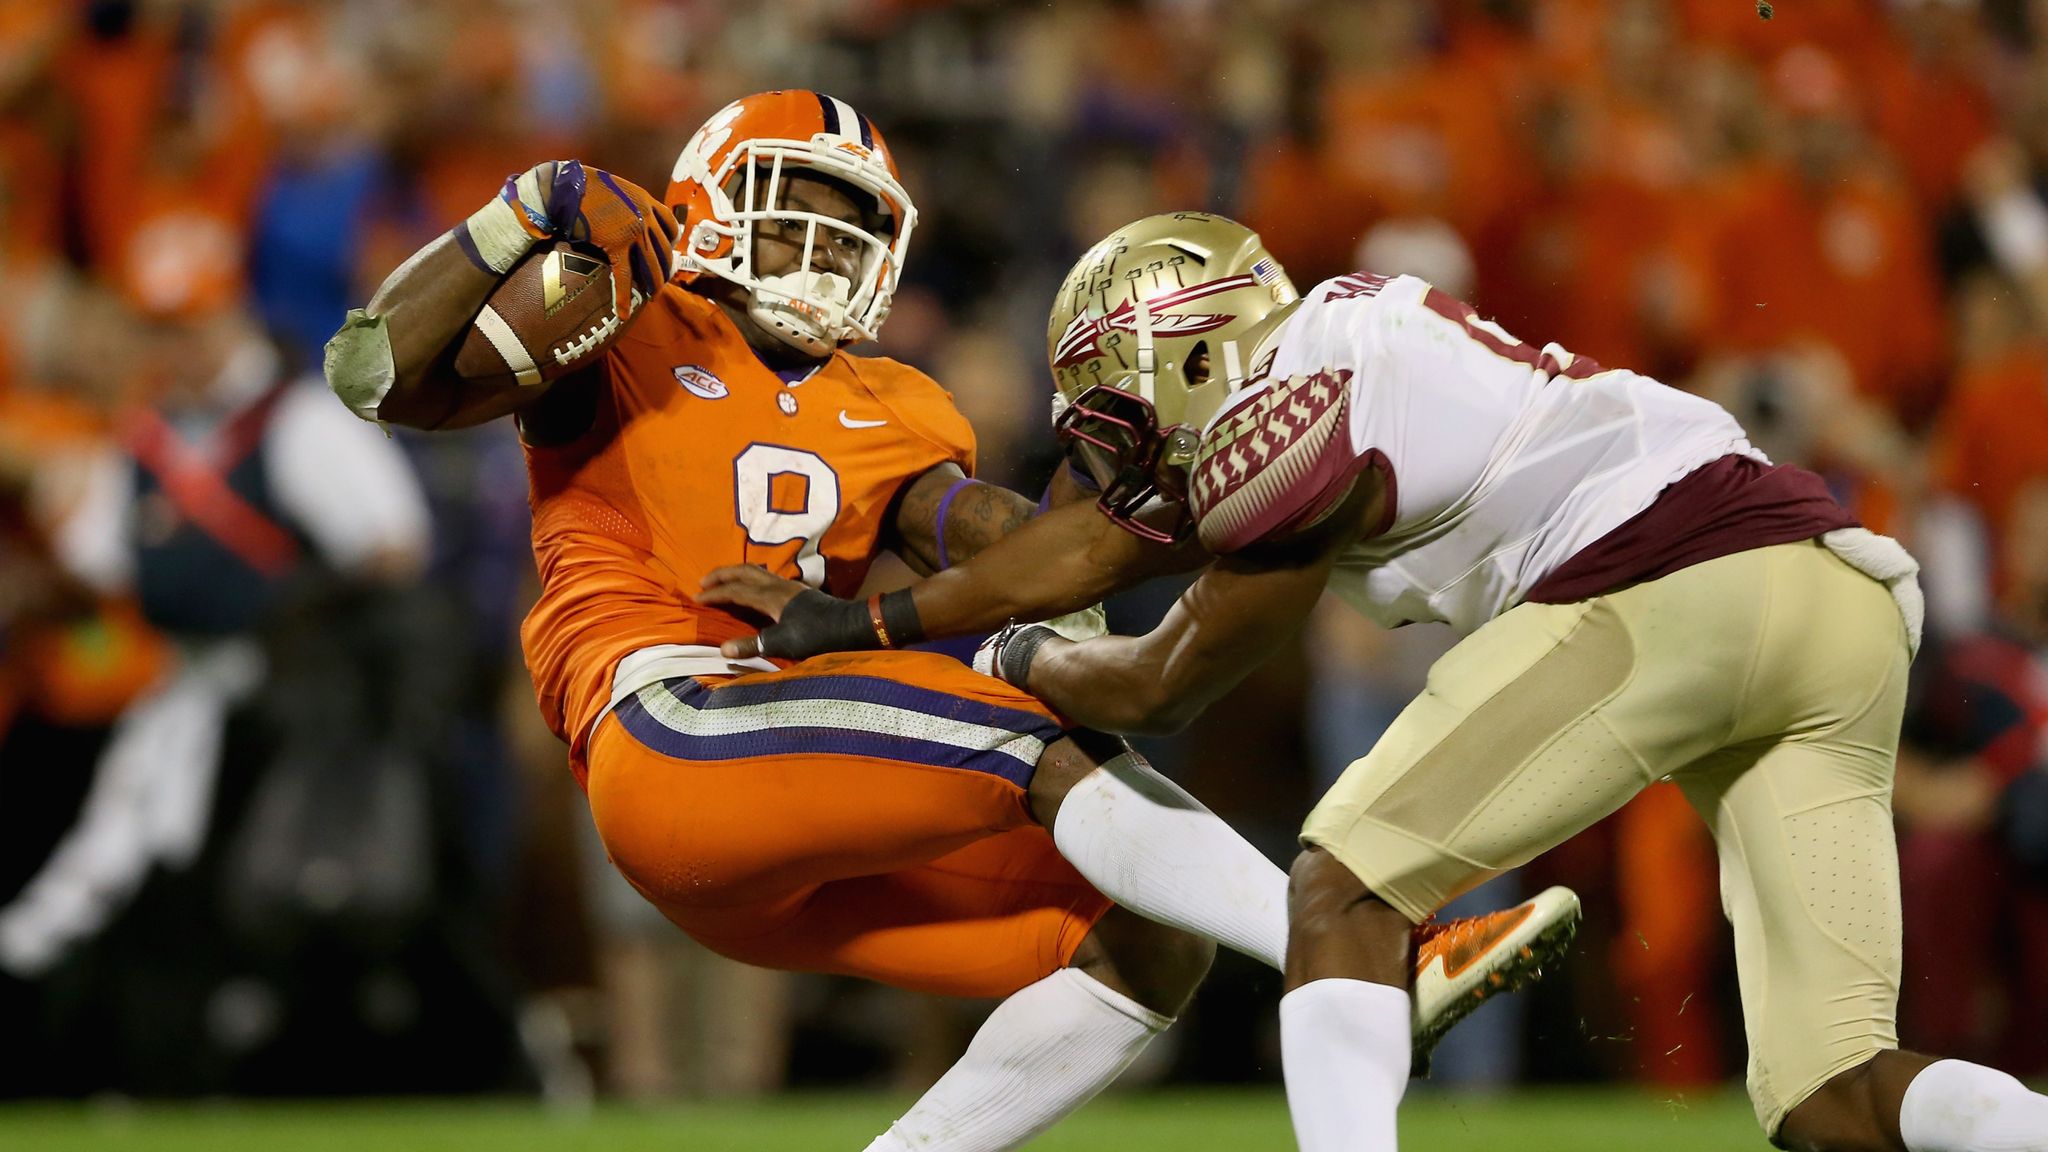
top-left (4, 0), bottom-right (2048, 1109)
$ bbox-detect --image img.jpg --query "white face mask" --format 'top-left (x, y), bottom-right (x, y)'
top-left (749, 269), bottom-right (856, 356)
top-left (675, 136), bottom-right (916, 356)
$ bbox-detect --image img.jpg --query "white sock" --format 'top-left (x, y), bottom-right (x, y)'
top-left (864, 968), bottom-right (1171, 1152)
top-left (1281, 979), bottom-right (1411, 1152)
top-left (1052, 752), bottom-right (1288, 970)
top-left (1901, 1059), bottom-right (2048, 1152)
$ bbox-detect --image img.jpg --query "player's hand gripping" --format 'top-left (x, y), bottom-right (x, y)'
top-left (701, 564), bottom-right (1109, 667)
top-left (457, 159), bottom-right (681, 321)
top-left (700, 565), bottom-right (890, 660)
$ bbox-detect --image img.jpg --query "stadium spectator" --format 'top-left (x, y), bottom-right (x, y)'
top-left (0, 224), bottom-right (447, 1092)
top-left (1930, 276), bottom-right (2048, 594)
top-left (1896, 481), bottom-right (2048, 1078)
top-left (1707, 44), bottom-right (1948, 425)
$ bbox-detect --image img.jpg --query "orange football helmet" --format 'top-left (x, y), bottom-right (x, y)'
top-left (667, 90), bottom-right (915, 356)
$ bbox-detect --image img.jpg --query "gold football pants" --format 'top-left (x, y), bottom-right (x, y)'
top-left (1304, 540), bottom-right (1909, 1134)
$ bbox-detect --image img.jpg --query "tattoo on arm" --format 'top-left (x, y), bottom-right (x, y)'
top-left (943, 483), bottom-right (1035, 569)
top-left (888, 465), bottom-right (1037, 575)
top-left (886, 466), bottom-right (954, 576)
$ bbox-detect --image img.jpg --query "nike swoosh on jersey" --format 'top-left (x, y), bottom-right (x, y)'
top-left (839, 411), bottom-right (888, 428)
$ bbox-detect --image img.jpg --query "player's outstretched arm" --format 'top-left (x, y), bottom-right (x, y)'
top-left (700, 473), bottom-right (1206, 660)
top-left (884, 463), bottom-right (1036, 577)
top-left (900, 491), bottom-right (1205, 630)
top-left (887, 462), bottom-right (1201, 581)
top-left (999, 538), bottom-right (1342, 735)
top-left (324, 160), bottom-right (676, 429)
top-left (979, 475), bottom-right (1381, 733)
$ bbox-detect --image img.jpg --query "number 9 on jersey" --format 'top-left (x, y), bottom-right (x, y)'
top-left (734, 444), bottom-right (840, 588)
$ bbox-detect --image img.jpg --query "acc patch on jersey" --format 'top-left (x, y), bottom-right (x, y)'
top-left (1189, 368), bottom-right (1356, 554)
top-left (673, 364), bottom-right (730, 399)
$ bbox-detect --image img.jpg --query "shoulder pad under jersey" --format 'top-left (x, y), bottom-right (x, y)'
top-left (1188, 367), bottom-right (1359, 554)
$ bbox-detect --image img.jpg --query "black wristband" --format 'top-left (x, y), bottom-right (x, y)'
top-left (757, 588), bottom-right (884, 659)
top-left (997, 623), bottom-right (1059, 688)
top-left (878, 588), bottom-right (925, 649)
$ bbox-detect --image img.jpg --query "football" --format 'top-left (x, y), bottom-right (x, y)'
top-left (452, 240), bottom-right (622, 389)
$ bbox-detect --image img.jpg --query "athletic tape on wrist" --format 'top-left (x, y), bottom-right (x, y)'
top-left (457, 196), bottom-right (544, 275)
top-left (932, 476), bottom-right (977, 571)
top-left (998, 624), bottom-right (1057, 688)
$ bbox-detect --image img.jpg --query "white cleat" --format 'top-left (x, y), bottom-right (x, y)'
top-left (1410, 885), bottom-right (1582, 1069)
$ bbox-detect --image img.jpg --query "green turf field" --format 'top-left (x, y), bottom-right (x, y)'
top-left (1, 1087), bottom-right (1772, 1151)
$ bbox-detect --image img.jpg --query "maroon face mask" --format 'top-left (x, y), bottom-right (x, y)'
top-left (1055, 383), bottom-right (1196, 544)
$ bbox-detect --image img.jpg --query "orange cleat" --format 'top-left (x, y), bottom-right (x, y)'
top-left (1411, 886), bottom-right (1582, 1069)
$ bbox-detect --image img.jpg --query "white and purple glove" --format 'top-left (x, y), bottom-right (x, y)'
top-left (454, 159), bottom-right (678, 321)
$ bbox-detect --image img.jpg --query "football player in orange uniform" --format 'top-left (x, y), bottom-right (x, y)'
top-left (325, 92), bottom-right (1552, 1149)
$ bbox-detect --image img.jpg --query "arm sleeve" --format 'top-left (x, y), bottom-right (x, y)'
top-left (265, 381), bottom-right (433, 574)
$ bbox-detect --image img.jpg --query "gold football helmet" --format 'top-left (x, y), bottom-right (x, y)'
top-left (1045, 212), bottom-right (1299, 542)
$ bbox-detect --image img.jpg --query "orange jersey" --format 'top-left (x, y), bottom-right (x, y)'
top-left (519, 284), bottom-right (975, 777)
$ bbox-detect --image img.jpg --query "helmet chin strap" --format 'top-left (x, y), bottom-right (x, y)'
top-left (1220, 339), bottom-right (1245, 390)
top-left (1133, 296), bottom-right (1157, 403)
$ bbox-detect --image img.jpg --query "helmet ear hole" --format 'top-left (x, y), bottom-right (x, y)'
top-left (1046, 213), bottom-right (1296, 444)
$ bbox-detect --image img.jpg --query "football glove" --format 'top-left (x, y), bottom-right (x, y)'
top-left (746, 587), bottom-right (885, 660)
top-left (457, 160), bottom-right (681, 322)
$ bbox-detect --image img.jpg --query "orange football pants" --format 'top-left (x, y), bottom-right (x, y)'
top-left (584, 650), bottom-right (1112, 999)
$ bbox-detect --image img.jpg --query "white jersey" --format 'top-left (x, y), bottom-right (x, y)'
top-left (1229, 272), bottom-right (1761, 634)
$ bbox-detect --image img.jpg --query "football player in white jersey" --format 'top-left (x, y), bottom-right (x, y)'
top-left (701, 213), bottom-right (2048, 1152)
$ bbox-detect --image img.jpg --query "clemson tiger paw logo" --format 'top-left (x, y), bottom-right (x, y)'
top-left (671, 100), bottom-right (746, 184)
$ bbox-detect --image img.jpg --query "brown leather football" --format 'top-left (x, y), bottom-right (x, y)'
top-left (452, 240), bottom-right (621, 389)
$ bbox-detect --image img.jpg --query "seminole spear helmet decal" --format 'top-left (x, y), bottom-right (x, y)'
top-left (1045, 213), bottom-right (1300, 542)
